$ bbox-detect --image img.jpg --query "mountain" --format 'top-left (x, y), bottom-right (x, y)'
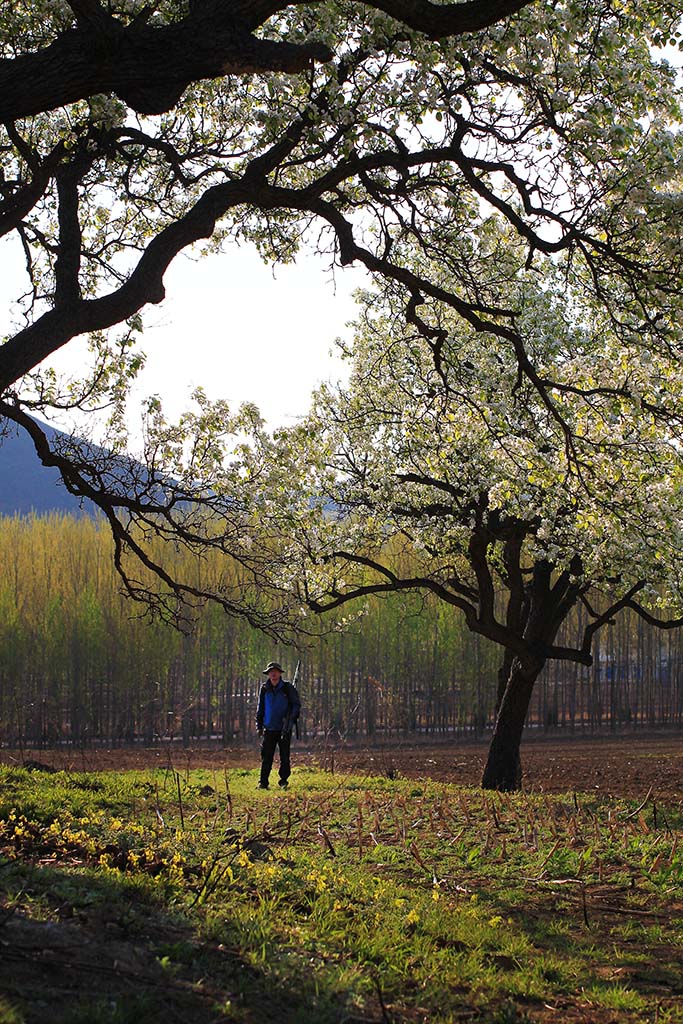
top-left (0, 418), bottom-right (96, 517)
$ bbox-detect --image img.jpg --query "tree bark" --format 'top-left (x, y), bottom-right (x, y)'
top-left (0, 0), bottom-right (532, 121)
top-left (495, 647), bottom-right (514, 713)
top-left (0, 15), bottom-right (332, 120)
top-left (481, 659), bottom-right (542, 791)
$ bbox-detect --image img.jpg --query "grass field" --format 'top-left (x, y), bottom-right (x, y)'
top-left (0, 761), bottom-right (682, 1023)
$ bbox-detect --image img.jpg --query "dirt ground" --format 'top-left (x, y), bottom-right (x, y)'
top-left (4, 731), bottom-right (682, 799)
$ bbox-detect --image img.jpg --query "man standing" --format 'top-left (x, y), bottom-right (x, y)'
top-left (256, 661), bottom-right (301, 790)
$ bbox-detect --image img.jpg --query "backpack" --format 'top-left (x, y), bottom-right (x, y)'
top-left (281, 680), bottom-right (301, 739)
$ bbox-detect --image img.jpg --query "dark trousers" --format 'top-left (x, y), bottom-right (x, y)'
top-left (260, 729), bottom-right (291, 786)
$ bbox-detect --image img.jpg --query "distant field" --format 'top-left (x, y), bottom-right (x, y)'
top-left (3, 732), bottom-right (682, 799)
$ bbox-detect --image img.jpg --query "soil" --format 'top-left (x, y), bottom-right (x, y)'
top-left (4, 730), bottom-right (682, 799)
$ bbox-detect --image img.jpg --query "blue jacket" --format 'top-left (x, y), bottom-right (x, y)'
top-left (256, 679), bottom-right (301, 732)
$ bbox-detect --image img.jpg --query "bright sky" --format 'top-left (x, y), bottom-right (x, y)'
top-left (142, 245), bottom-right (366, 426)
top-left (0, 236), bottom-right (368, 447)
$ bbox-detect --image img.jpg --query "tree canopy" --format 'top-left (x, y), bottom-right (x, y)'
top-left (1, 0), bottom-right (683, 632)
top-left (266, 253), bottom-right (683, 787)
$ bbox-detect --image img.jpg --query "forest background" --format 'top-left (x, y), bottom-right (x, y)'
top-left (2, 513), bottom-right (682, 750)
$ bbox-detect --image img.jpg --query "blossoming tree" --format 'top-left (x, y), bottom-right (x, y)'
top-left (1, 0), bottom-right (683, 631)
top-left (270, 251), bottom-right (683, 789)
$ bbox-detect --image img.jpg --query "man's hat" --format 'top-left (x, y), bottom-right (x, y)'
top-left (263, 661), bottom-right (283, 674)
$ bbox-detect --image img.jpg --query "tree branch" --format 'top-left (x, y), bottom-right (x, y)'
top-left (580, 582), bottom-right (647, 657)
top-left (624, 600), bottom-right (683, 631)
top-left (0, 12), bottom-right (332, 120)
top-left (0, 399), bottom-right (298, 636)
top-left (54, 159), bottom-right (86, 309)
top-left (366, 0), bottom-right (532, 37)
top-left (0, 0), bottom-right (533, 120)
top-left (0, 137), bottom-right (64, 239)
top-left (0, 116), bottom-right (311, 390)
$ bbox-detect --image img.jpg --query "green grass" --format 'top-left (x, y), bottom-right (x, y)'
top-left (1, 762), bottom-right (682, 1023)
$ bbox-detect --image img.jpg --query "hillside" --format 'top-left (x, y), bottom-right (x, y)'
top-left (0, 418), bottom-right (95, 517)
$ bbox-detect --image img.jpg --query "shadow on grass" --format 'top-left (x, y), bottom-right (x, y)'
top-left (0, 856), bottom-right (371, 1024)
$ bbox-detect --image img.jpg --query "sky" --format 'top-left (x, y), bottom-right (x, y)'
top-left (0, 235), bottom-right (368, 448)
top-left (140, 245), bottom-right (367, 428)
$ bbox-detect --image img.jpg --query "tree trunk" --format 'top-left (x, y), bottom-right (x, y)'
top-left (482, 659), bottom-right (542, 791)
top-left (495, 646), bottom-right (514, 713)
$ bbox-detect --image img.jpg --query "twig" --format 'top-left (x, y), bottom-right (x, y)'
top-left (581, 883), bottom-right (590, 927)
top-left (625, 786), bottom-right (653, 821)
top-left (318, 824), bottom-right (336, 857)
top-left (535, 838), bottom-right (561, 876)
top-left (176, 771), bottom-right (185, 829)
top-left (373, 973), bottom-right (394, 1024)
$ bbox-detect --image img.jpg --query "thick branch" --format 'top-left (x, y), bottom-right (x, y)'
top-left (0, 10), bottom-right (332, 119)
top-left (623, 600), bottom-right (683, 631)
top-left (364, 0), bottom-right (532, 37)
top-left (395, 471), bottom-right (467, 502)
top-left (54, 161), bottom-right (85, 308)
top-left (0, 134), bottom-right (68, 239)
top-left (309, 551), bottom-right (479, 624)
top-left (0, 144), bottom-right (504, 390)
top-left (0, 0), bottom-right (533, 120)
top-left (0, 113), bottom-right (311, 390)
top-left (0, 174), bottom-right (240, 387)
top-left (580, 582), bottom-right (646, 657)
top-left (544, 643), bottom-right (592, 666)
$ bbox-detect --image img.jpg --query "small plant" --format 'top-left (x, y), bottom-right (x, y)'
top-left (0, 996), bottom-right (24, 1024)
top-left (487, 1001), bottom-right (532, 1023)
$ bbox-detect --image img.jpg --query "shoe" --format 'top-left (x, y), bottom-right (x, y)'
top-left (258, 783), bottom-right (269, 790)
top-left (278, 780), bottom-right (289, 789)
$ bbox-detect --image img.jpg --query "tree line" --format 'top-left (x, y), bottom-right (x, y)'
top-left (1, 514), bottom-right (681, 749)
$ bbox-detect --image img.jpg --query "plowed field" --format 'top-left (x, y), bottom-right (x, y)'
top-left (5, 731), bottom-right (682, 798)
